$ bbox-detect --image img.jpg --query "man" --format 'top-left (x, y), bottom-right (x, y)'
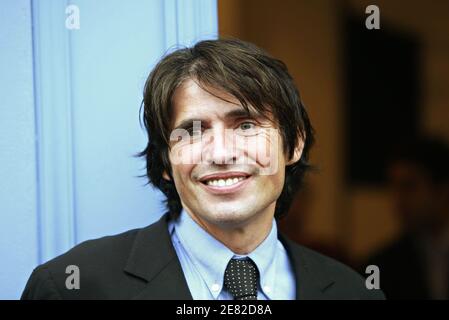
top-left (22, 39), bottom-right (384, 300)
top-left (364, 136), bottom-right (449, 299)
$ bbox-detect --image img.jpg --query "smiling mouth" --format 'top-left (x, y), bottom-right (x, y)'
top-left (202, 176), bottom-right (248, 187)
top-left (198, 172), bottom-right (252, 189)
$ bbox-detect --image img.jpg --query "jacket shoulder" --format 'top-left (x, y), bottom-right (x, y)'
top-left (286, 240), bottom-right (385, 300)
top-left (21, 227), bottom-right (144, 299)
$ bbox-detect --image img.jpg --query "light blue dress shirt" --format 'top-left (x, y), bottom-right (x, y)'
top-left (168, 209), bottom-right (296, 300)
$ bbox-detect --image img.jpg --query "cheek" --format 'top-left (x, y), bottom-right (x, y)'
top-left (169, 141), bottom-right (203, 166)
top-left (170, 165), bottom-right (196, 200)
top-left (257, 160), bottom-right (286, 203)
top-left (266, 159), bottom-right (286, 186)
top-left (168, 151), bottom-right (196, 187)
top-left (243, 130), bottom-right (283, 175)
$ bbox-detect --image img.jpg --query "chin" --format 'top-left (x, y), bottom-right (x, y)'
top-left (201, 207), bottom-right (257, 227)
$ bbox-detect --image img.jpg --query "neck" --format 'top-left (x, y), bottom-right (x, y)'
top-left (186, 204), bottom-right (276, 255)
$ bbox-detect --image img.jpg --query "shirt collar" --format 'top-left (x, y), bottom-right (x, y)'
top-left (172, 208), bottom-right (279, 299)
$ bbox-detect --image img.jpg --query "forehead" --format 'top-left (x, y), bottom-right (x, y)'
top-left (171, 79), bottom-right (256, 127)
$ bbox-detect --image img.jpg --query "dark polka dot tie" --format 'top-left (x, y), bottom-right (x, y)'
top-left (223, 257), bottom-right (259, 300)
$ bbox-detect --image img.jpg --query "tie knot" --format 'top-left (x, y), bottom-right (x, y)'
top-left (223, 257), bottom-right (259, 300)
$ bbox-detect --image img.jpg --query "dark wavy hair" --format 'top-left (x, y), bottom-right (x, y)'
top-left (138, 38), bottom-right (315, 220)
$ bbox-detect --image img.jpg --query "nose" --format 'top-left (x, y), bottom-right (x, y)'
top-left (202, 127), bottom-right (237, 165)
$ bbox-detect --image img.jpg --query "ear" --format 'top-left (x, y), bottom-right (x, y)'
top-left (162, 170), bottom-right (171, 181)
top-left (286, 135), bottom-right (305, 166)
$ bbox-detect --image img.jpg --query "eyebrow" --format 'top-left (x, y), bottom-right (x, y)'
top-left (173, 109), bottom-right (257, 131)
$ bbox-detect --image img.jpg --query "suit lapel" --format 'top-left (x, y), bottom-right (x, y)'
top-left (123, 212), bottom-right (335, 300)
top-left (279, 233), bottom-right (335, 299)
top-left (123, 213), bottom-right (193, 300)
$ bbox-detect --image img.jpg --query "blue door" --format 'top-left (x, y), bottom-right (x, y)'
top-left (0, 0), bottom-right (217, 299)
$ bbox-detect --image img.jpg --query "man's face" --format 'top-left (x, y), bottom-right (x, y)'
top-left (164, 79), bottom-right (303, 228)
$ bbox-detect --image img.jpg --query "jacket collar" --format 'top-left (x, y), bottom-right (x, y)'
top-left (124, 213), bottom-right (193, 299)
top-left (124, 213), bottom-right (334, 300)
top-left (278, 233), bottom-right (335, 299)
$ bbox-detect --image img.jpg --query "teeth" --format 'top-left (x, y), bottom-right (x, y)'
top-left (206, 176), bottom-right (246, 187)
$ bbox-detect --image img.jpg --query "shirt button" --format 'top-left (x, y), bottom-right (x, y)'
top-left (264, 285), bottom-right (271, 293)
top-left (211, 283), bottom-right (220, 292)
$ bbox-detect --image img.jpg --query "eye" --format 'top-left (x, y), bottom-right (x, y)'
top-left (236, 121), bottom-right (260, 136)
top-left (186, 126), bottom-right (203, 137)
top-left (239, 122), bottom-right (256, 131)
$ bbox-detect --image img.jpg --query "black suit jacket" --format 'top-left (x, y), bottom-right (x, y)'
top-left (365, 233), bottom-right (430, 299)
top-left (21, 213), bottom-right (385, 300)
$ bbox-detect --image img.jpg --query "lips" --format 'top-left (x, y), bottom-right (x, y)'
top-left (198, 171), bottom-right (252, 194)
top-left (199, 171), bottom-right (251, 184)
